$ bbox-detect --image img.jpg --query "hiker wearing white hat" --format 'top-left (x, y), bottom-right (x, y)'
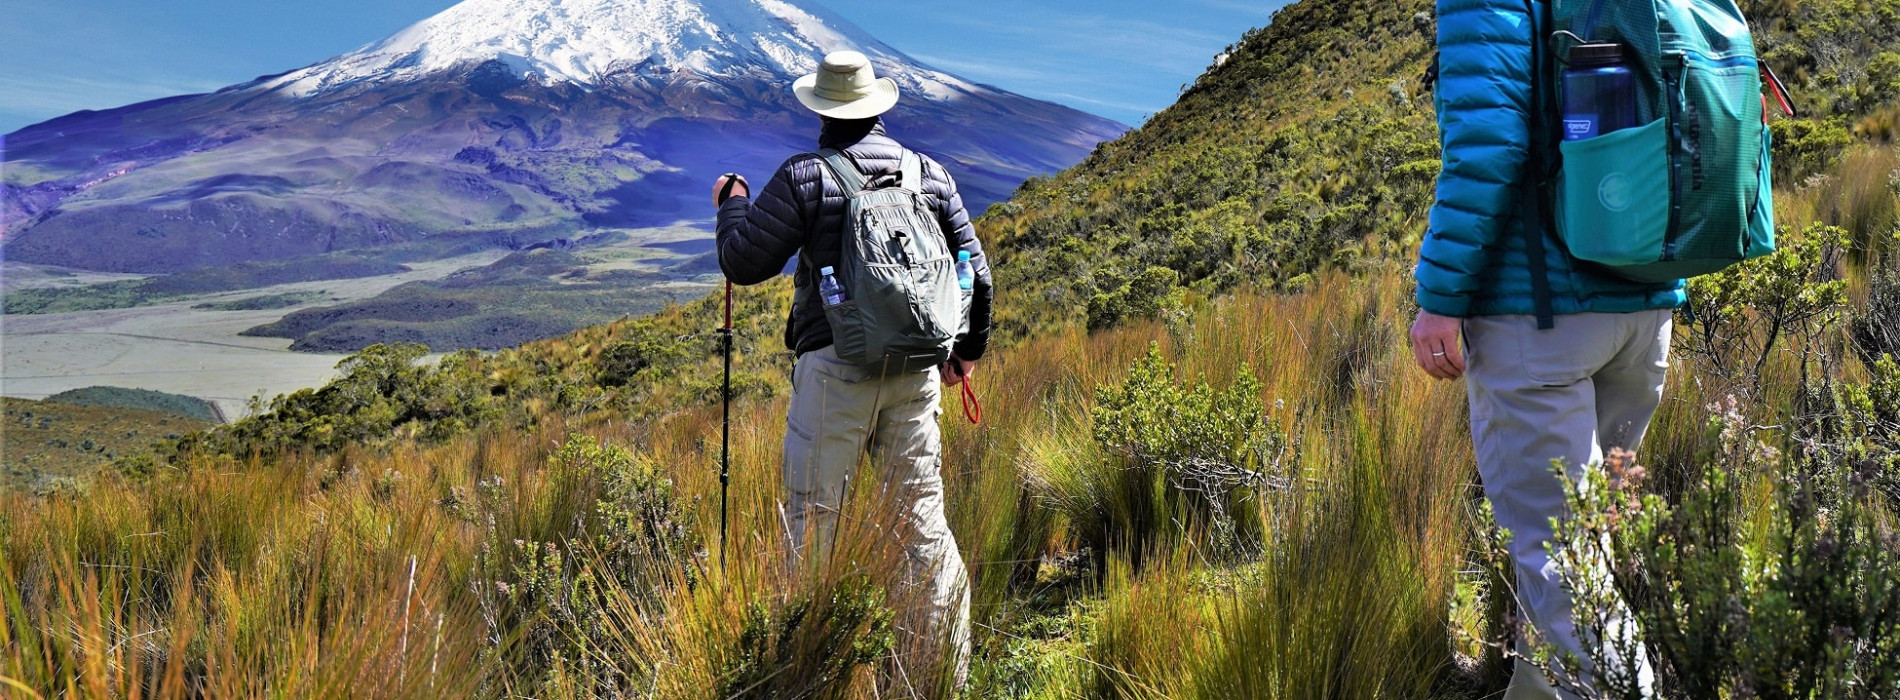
top-left (793, 50), bottom-right (901, 119)
top-left (711, 49), bottom-right (992, 693)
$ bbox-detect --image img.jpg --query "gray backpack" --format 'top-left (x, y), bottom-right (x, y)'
top-left (814, 148), bottom-right (967, 374)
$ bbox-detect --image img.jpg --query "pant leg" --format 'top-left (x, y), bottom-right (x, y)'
top-left (1583, 309), bottom-right (1672, 695)
top-left (1594, 309), bottom-right (1673, 454)
top-left (782, 346), bottom-right (878, 567)
top-left (1466, 313), bottom-right (1622, 700)
top-left (869, 365), bottom-right (971, 689)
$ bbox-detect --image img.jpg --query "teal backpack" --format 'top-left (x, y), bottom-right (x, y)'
top-left (1524, 0), bottom-right (1785, 313)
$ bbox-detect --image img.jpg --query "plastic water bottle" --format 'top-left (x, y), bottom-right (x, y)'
top-left (955, 251), bottom-right (974, 291)
top-left (1562, 43), bottom-right (1638, 141)
top-left (819, 266), bottom-right (847, 306)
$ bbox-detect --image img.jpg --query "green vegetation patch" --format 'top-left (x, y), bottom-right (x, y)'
top-left (192, 292), bottom-right (329, 311)
top-left (243, 248), bottom-right (709, 353)
top-left (2, 253), bottom-right (410, 314)
top-left (0, 397), bottom-right (213, 493)
top-left (43, 386), bottom-right (223, 423)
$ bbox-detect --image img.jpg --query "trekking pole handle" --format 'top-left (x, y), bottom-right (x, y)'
top-left (715, 173), bottom-right (746, 205)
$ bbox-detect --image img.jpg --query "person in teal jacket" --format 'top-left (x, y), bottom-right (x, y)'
top-left (1410, 0), bottom-right (1676, 697)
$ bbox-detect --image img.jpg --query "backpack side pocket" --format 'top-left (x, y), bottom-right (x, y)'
top-left (1555, 117), bottom-right (1672, 268)
top-left (823, 298), bottom-right (871, 365)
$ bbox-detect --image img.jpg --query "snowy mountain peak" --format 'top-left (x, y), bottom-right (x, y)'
top-left (264, 0), bottom-right (977, 98)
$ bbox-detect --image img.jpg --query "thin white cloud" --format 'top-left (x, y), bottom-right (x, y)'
top-left (909, 54), bottom-right (1066, 84)
top-left (1038, 91), bottom-right (1166, 115)
top-left (0, 73), bottom-right (228, 130)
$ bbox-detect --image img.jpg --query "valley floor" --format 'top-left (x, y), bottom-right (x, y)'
top-left (1, 253), bottom-right (509, 418)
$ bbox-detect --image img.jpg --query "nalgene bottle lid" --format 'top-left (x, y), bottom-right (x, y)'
top-left (1568, 43), bottom-right (1625, 68)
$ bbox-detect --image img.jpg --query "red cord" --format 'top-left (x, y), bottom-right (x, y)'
top-left (959, 375), bottom-right (982, 424)
top-left (1762, 63), bottom-right (1797, 119)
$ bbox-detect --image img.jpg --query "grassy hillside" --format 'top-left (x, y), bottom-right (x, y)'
top-left (3, 0), bottom-right (1899, 697)
top-left (43, 386), bottom-right (224, 423)
top-left (0, 397), bottom-right (213, 493)
top-left (983, 0), bottom-right (1900, 335)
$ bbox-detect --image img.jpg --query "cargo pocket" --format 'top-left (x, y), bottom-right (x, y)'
top-left (1518, 314), bottom-right (1613, 387)
top-left (1744, 124), bottom-right (1776, 259)
top-left (823, 299), bottom-right (870, 366)
top-left (1555, 118), bottom-right (1672, 268)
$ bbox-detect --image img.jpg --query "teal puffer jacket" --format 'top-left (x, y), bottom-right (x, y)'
top-left (1416, 0), bottom-right (1684, 319)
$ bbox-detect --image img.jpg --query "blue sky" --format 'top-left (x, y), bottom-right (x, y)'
top-left (0, 0), bottom-right (1290, 133)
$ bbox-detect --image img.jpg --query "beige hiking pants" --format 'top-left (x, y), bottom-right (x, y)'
top-left (1465, 310), bottom-right (1669, 700)
top-left (782, 345), bottom-right (971, 688)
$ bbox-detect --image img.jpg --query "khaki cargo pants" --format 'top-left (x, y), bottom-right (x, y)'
top-left (1465, 311), bottom-right (1668, 700)
top-left (782, 345), bottom-right (971, 686)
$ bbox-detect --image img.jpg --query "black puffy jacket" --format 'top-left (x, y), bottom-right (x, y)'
top-left (716, 118), bottom-right (994, 361)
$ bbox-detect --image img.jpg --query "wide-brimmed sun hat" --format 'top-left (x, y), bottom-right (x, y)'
top-left (793, 50), bottom-right (900, 119)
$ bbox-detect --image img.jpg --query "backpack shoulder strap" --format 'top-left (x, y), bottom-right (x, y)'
top-left (899, 150), bottom-right (922, 192)
top-left (816, 148), bottom-right (867, 195)
top-left (1523, 0), bottom-right (1557, 330)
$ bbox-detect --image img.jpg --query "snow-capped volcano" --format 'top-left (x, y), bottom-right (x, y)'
top-left (265, 0), bottom-right (981, 101)
top-left (3, 0), bottom-right (1125, 275)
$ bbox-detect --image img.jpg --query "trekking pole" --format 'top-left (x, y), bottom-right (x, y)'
top-left (719, 279), bottom-right (733, 569)
top-left (715, 173), bottom-right (742, 570)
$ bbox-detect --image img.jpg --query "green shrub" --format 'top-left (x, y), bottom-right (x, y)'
top-left (719, 574), bottom-right (895, 700)
top-left (1042, 344), bottom-right (1291, 564)
top-left (1087, 266), bottom-right (1183, 331)
top-left (474, 435), bottom-right (699, 696)
top-left (1539, 405), bottom-right (1900, 699)
top-left (172, 344), bottom-right (501, 458)
top-left (596, 321), bottom-right (688, 387)
top-left (1851, 261), bottom-right (1900, 368)
top-left (1773, 119), bottom-right (1857, 179)
top-left (1680, 223), bottom-right (1850, 394)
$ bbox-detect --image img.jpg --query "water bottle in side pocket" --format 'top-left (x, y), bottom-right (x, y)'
top-left (819, 266), bottom-right (848, 307)
top-left (1562, 43), bottom-right (1638, 141)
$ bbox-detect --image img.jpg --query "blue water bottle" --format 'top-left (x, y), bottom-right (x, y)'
top-left (1562, 43), bottom-right (1638, 141)
top-left (819, 266), bottom-right (847, 306)
top-left (955, 251), bottom-right (974, 291)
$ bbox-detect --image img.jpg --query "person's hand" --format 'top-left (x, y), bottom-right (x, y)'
top-left (941, 355), bottom-right (975, 387)
top-left (712, 174), bottom-right (749, 206)
top-left (1409, 310), bottom-right (1467, 380)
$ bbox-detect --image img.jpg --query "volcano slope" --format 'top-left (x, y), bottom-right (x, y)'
top-left (1, 0), bottom-right (1122, 274)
